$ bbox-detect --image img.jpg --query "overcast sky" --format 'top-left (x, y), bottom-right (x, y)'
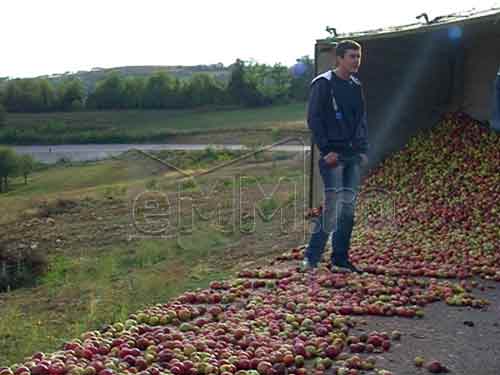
top-left (1, 0), bottom-right (499, 78)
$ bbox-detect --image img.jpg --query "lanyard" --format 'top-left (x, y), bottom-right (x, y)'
top-left (331, 91), bottom-right (339, 112)
top-left (330, 85), bottom-right (342, 120)
top-left (330, 70), bottom-right (342, 119)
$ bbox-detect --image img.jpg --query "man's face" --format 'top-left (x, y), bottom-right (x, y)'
top-left (338, 48), bottom-right (362, 73)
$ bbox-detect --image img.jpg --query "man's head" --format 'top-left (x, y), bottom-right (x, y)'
top-left (335, 40), bottom-right (362, 73)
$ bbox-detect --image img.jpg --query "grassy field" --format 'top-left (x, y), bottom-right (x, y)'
top-left (0, 149), bottom-right (308, 364)
top-left (0, 148), bottom-right (298, 224)
top-left (0, 102), bottom-right (308, 144)
top-left (0, 236), bottom-right (233, 364)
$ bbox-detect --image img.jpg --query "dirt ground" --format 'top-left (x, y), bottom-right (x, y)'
top-left (356, 280), bottom-right (500, 375)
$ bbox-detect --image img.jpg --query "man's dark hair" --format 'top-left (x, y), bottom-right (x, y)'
top-left (336, 40), bottom-right (362, 58)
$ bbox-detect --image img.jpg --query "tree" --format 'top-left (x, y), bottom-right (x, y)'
top-left (122, 76), bottom-right (146, 109)
top-left (184, 73), bottom-right (224, 107)
top-left (0, 103), bottom-right (6, 127)
top-left (269, 63), bottom-right (293, 103)
top-left (16, 154), bottom-right (35, 185)
top-left (227, 59), bottom-right (265, 107)
top-left (2, 78), bottom-right (58, 112)
top-left (0, 147), bottom-right (18, 192)
top-left (38, 79), bottom-right (57, 111)
top-left (88, 72), bottom-right (126, 109)
top-left (245, 62), bottom-right (292, 104)
top-left (143, 72), bottom-right (181, 109)
top-left (4, 79), bottom-right (43, 112)
top-left (57, 78), bottom-right (85, 111)
top-left (227, 59), bottom-right (247, 105)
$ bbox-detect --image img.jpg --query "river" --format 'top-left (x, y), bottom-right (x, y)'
top-left (9, 144), bottom-right (311, 164)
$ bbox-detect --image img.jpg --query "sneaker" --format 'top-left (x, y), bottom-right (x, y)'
top-left (300, 258), bottom-right (316, 273)
top-left (330, 261), bottom-right (362, 274)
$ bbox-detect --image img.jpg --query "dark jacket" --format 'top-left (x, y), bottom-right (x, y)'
top-left (307, 70), bottom-right (369, 156)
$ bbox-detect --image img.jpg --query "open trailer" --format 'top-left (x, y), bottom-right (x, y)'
top-left (309, 7), bottom-right (500, 209)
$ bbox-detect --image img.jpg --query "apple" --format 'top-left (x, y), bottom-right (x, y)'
top-left (425, 360), bottom-right (449, 373)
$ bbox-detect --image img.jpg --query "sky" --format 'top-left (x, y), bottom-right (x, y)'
top-left (1, 0), bottom-right (499, 78)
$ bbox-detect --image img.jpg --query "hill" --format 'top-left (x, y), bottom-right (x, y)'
top-left (51, 64), bottom-right (230, 93)
top-left (0, 64), bottom-right (231, 94)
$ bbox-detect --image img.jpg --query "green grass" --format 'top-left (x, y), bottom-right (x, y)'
top-left (0, 146), bottom-right (303, 224)
top-left (0, 149), bottom-right (307, 364)
top-left (2, 160), bottom-right (140, 197)
top-left (0, 229), bottom-right (235, 365)
top-left (1, 102), bottom-right (307, 144)
top-left (0, 159), bottom-right (163, 225)
top-left (20, 148), bottom-right (252, 197)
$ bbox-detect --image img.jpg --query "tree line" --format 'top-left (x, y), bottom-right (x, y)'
top-left (0, 57), bottom-right (314, 115)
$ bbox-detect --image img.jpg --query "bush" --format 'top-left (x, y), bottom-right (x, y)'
top-left (69, 99), bottom-right (84, 112)
top-left (0, 245), bottom-right (48, 292)
top-left (37, 198), bottom-right (79, 217)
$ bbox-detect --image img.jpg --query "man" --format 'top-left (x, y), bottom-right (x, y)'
top-left (303, 40), bottom-right (369, 274)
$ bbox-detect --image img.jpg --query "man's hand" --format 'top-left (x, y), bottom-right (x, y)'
top-left (359, 153), bottom-right (368, 167)
top-left (323, 152), bottom-right (339, 167)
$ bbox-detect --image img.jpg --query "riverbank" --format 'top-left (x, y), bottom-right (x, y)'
top-left (7, 137), bottom-right (311, 164)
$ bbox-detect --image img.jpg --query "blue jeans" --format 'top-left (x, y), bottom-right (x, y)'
top-left (305, 153), bottom-right (362, 266)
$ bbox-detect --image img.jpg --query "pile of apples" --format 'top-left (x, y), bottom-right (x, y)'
top-left (0, 260), bottom-right (484, 374)
top-left (1, 112), bottom-right (497, 374)
top-left (309, 112), bottom-right (499, 282)
top-left (0, 272), bottom-right (408, 375)
top-left (351, 112), bottom-right (499, 283)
